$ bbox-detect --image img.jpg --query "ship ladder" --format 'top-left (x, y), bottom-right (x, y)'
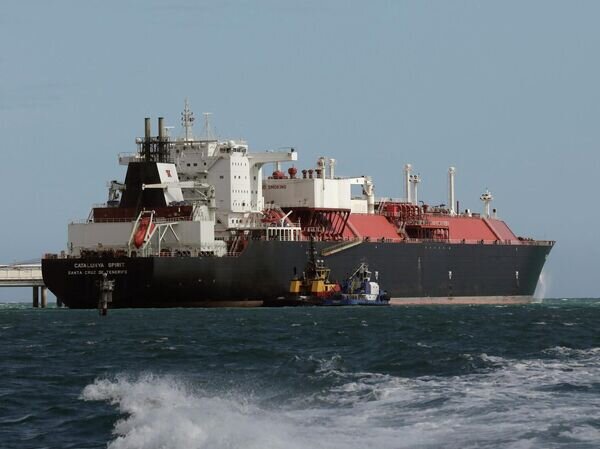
top-left (321, 237), bottom-right (362, 256)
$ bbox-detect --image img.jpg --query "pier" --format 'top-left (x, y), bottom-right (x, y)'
top-left (0, 263), bottom-right (58, 307)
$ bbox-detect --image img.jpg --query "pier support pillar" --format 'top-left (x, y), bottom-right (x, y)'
top-left (56, 295), bottom-right (63, 308)
top-left (32, 286), bottom-right (39, 308)
top-left (41, 287), bottom-right (47, 308)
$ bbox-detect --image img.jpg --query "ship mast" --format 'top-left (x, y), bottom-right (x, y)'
top-left (181, 98), bottom-right (195, 141)
top-left (202, 112), bottom-right (214, 140)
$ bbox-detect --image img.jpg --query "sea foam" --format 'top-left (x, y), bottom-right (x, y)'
top-left (82, 348), bottom-right (600, 449)
top-left (81, 374), bottom-right (305, 449)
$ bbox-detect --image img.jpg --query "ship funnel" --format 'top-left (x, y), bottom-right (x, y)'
top-left (158, 117), bottom-right (165, 140)
top-left (448, 167), bottom-right (456, 215)
top-left (143, 118), bottom-right (152, 161)
top-left (404, 164), bottom-right (412, 203)
top-left (329, 158), bottom-right (336, 179)
top-left (144, 117), bottom-right (151, 140)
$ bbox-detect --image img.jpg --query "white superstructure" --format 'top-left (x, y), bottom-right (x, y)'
top-left (67, 101), bottom-right (378, 258)
top-left (262, 157), bottom-right (375, 214)
top-left (151, 103), bottom-right (298, 233)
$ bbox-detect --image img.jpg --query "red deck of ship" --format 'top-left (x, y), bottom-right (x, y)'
top-left (341, 213), bottom-right (518, 243)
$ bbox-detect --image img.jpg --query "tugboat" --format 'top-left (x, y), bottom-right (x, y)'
top-left (322, 263), bottom-right (390, 306)
top-left (263, 239), bottom-right (341, 306)
top-left (263, 241), bottom-right (389, 307)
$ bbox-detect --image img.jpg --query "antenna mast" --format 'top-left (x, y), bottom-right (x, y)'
top-left (203, 112), bottom-right (214, 140)
top-left (181, 98), bottom-right (195, 141)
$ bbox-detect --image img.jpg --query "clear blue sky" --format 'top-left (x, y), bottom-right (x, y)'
top-left (1, 0), bottom-right (599, 299)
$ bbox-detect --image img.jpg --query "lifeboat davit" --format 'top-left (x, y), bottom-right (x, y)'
top-left (134, 217), bottom-right (155, 248)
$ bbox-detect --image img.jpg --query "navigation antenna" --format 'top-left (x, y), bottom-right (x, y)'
top-left (181, 98), bottom-right (195, 141)
top-left (203, 112), bottom-right (214, 140)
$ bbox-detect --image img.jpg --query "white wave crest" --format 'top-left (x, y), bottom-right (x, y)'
top-left (82, 374), bottom-right (318, 449)
top-left (81, 373), bottom-right (442, 449)
top-left (82, 347), bottom-right (600, 449)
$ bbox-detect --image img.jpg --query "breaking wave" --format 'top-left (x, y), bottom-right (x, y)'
top-left (82, 347), bottom-right (600, 449)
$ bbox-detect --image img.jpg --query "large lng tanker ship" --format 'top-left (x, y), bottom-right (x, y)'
top-left (42, 102), bottom-right (553, 308)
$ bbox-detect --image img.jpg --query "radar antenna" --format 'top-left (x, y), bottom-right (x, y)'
top-left (181, 98), bottom-right (195, 141)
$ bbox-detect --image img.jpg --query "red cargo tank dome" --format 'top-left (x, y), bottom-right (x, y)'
top-left (431, 215), bottom-right (517, 242)
top-left (342, 214), bottom-right (401, 240)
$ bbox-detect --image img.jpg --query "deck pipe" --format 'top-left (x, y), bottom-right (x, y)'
top-left (448, 167), bottom-right (456, 215)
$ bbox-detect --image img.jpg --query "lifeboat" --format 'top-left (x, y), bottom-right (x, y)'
top-left (133, 216), bottom-right (155, 248)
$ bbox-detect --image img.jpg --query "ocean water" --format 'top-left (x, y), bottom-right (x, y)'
top-left (2, 300), bottom-right (600, 449)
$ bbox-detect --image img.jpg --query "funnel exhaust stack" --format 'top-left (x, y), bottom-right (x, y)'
top-left (158, 117), bottom-right (164, 140)
top-left (144, 117), bottom-right (151, 140)
top-left (143, 118), bottom-right (152, 160)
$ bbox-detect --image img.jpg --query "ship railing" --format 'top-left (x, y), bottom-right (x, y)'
top-left (404, 219), bottom-right (449, 227)
top-left (426, 220), bottom-right (450, 227)
top-left (70, 217), bottom-right (134, 224)
top-left (514, 239), bottom-right (556, 246)
top-left (403, 238), bottom-right (555, 246)
top-left (225, 251), bottom-right (242, 257)
top-left (71, 215), bottom-right (194, 225)
top-left (376, 197), bottom-right (405, 203)
top-left (152, 216), bottom-right (193, 224)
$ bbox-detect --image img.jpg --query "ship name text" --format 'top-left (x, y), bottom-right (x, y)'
top-left (68, 262), bottom-right (127, 276)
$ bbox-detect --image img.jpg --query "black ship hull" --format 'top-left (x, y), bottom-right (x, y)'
top-left (42, 240), bottom-right (552, 308)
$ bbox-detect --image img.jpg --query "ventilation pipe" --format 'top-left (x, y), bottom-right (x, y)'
top-left (317, 157), bottom-right (326, 179)
top-left (404, 164), bottom-right (412, 203)
top-left (364, 177), bottom-right (375, 214)
top-left (448, 167), bottom-right (456, 215)
top-left (329, 158), bottom-right (336, 179)
top-left (410, 174), bottom-right (421, 205)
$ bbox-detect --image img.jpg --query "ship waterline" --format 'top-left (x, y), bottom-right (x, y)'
top-left (43, 239), bottom-right (552, 308)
